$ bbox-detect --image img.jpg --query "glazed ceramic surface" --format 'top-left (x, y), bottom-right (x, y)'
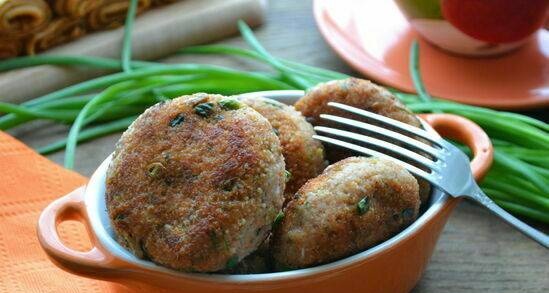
top-left (394, 0), bottom-right (548, 56)
top-left (38, 90), bottom-right (493, 293)
top-left (313, 0), bottom-right (549, 109)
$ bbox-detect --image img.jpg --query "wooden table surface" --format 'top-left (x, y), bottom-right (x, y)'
top-left (10, 1), bottom-right (548, 292)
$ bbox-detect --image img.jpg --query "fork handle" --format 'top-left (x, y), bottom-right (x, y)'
top-left (466, 183), bottom-right (549, 248)
top-left (421, 114), bottom-right (548, 248)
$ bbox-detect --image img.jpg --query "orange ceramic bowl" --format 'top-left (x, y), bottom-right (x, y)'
top-left (37, 90), bottom-right (493, 293)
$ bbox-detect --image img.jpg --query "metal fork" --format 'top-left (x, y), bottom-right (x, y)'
top-left (313, 102), bottom-right (549, 248)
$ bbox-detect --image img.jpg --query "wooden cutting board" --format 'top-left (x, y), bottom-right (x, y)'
top-left (0, 0), bottom-right (267, 103)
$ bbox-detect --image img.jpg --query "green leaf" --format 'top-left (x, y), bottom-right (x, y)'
top-left (357, 197), bottom-right (370, 215)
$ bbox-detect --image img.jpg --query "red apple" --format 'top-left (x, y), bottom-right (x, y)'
top-left (441, 0), bottom-right (549, 43)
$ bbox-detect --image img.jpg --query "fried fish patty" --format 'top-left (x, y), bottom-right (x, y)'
top-left (106, 93), bottom-right (286, 272)
top-left (239, 96), bottom-right (327, 198)
top-left (294, 78), bottom-right (431, 204)
top-left (271, 157), bottom-right (420, 270)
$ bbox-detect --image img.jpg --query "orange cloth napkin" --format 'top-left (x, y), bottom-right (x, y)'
top-left (0, 131), bottom-right (138, 292)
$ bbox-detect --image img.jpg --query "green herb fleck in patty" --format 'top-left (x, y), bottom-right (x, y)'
top-left (114, 213), bottom-right (126, 221)
top-left (273, 211), bottom-right (285, 227)
top-left (219, 98), bottom-right (242, 110)
top-left (357, 197), bottom-right (370, 215)
top-left (226, 255), bottom-right (239, 269)
top-left (402, 208), bottom-right (415, 220)
top-left (284, 170), bottom-right (291, 182)
top-left (169, 113), bottom-right (185, 127)
top-left (146, 162), bottom-right (165, 178)
top-left (194, 102), bottom-right (214, 117)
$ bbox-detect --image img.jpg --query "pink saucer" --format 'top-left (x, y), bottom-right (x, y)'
top-left (313, 0), bottom-right (549, 110)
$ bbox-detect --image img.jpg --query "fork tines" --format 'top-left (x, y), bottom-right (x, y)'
top-left (313, 102), bottom-right (445, 182)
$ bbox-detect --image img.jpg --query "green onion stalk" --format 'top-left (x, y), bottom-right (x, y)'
top-left (0, 0), bottom-right (546, 223)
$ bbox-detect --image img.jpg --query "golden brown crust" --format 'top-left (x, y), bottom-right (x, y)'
top-left (106, 93), bottom-right (285, 272)
top-left (294, 78), bottom-right (431, 204)
top-left (295, 78), bottom-right (420, 127)
top-left (239, 96), bottom-right (327, 199)
top-left (271, 157), bottom-right (420, 270)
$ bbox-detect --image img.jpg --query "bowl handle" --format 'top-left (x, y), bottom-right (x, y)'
top-left (37, 186), bottom-right (123, 275)
top-left (420, 113), bottom-right (493, 180)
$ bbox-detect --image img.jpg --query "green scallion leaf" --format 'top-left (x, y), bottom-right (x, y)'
top-left (273, 211), bottom-right (285, 227)
top-left (357, 197), bottom-right (370, 215)
top-left (409, 40), bottom-right (432, 103)
top-left (121, 0), bottom-right (138, 72)
top-left (194, 102), bottom-right (215, 117)
top-left (226, 255), bottom-right (239, 269)
top-left (284, 170), bottom-right (291, 182)
top-left (218, 98), bottom-right (242, 110)
top-left (146, 162), bottom-right (165, 178)
top-left (169, 113), bottom-right (185, 127)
